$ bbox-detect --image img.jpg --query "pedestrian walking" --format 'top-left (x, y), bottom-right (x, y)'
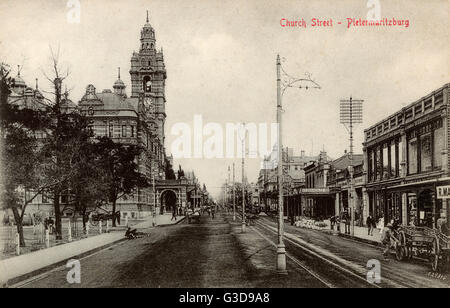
top-left (381, 223), bottom-right (393, 261)
top-left (330, 215), bottom-right (336, 230)
top-left (366, 214), bottom-right (375, 236)
top-left (171, 207), bottom-right (177, 221)
top-left (344, 210), bottom-right (351, 234)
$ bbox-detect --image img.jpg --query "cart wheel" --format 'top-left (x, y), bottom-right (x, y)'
top-left (395, 242), bottom-right (405, 261)
top-left (431, 236), bottom-right (440, 272)
top-left (407, 245), bottom-right (413, 259)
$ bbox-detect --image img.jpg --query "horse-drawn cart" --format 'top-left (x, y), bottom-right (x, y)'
top-left (187, 211), bottom-right (201, 224)
top-left (394, 226), bottom-right (449, 272)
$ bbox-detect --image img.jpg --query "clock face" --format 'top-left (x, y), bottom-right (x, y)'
top-left (144, 97), bottom-right (155, 114)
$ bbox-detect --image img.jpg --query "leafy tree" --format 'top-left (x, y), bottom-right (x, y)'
top-left (37, 47), bottom-right (99, 239)
top-left (39, 108), bottom-right (95, 239)
top-left (63, 137), bottom-right (110, 231)
top-left (94, 137), bottom-right (149, 227)
top-left (0, 63), bottom-right (53, 246)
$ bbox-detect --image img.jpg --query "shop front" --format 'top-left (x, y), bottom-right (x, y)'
top-left (368, 177), bottom-right (450, 228)
top-left (299, 188), bottom-right (335, 220)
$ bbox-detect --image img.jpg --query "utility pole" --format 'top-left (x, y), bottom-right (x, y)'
top-left (276, 55), bottom-right (286, 274)
top-left (241, 126), bottom-right (246, 233)
top-left (225, 177), bottom-right (228, 209)
top-left (233, 162), bottom-right (236, 221)
top-left (152, 175), bottom-right (157, 227)
top-left (275, 54), bottom-right (320, 274)
top-left (228, 165), bottom-right (231, 210)
top-left (340, 96), bottom-right (364, 237)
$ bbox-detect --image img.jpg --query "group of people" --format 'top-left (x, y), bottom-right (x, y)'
top-left (329, 210), bottom-right (357, 234)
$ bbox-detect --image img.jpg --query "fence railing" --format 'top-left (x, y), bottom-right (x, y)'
top-left (1, 217), bottom-right (121, 259)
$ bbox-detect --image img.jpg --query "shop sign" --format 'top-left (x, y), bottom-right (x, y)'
top-left (300, 188), bottom-right (330, 194)
top-left (437, 185), bottom-right (450, 199)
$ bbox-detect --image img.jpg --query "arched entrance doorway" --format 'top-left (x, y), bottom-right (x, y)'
top-left (417, 189), bottom-right (433, 227)
top-left (160, 190), bottom-right (177, 214)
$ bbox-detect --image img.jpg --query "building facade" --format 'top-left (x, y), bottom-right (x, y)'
top-left (77, 16), bottom-right (168, 219)
top-left (363, 83), bottom-right (450, 228)
top-left (257, 147), bottom-right (318, 214)
top-left (301, 151), bottom-right (334, 219)
top-left (327, 153), bottom-right (365, 224)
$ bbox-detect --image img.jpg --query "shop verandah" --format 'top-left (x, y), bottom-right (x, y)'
top-left (265, 191), bottom-right (335, 221)
top-left (368, 178), bottom-right (450, 231)
top-left (299, 188), bottom-right (335, 220)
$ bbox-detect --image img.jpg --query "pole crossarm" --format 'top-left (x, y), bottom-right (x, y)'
top-left (280, 65), bottom-right (321, 97)
top-left (338, 96), bottom-right (364, 237)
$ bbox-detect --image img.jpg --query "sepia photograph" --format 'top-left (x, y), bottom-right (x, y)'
top-left (0, 0), bottom-right (449, 294)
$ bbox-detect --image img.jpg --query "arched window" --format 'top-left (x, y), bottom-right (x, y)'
top-left (143, 76), bottom-right (152, 92)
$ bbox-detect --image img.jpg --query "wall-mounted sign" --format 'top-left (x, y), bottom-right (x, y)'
top-left (437, 185), bottom-right (450, 199)
top-left (300, 188), bottom-right (330, 194)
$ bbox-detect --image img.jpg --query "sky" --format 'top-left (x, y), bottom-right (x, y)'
top-left (1, 0), bottom-right (449, 199)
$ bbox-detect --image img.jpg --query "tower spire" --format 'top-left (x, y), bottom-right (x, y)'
top-left (17, 65), bottom-right (21, 77)
top-left (118, 67), bottom-right (121, 79)
top-left (35, 78), bottom-right (38, 90)
top-left (146, 10), bottom-right (149, 23)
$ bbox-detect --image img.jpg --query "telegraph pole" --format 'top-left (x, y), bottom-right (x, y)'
top-left (228, 166), bottom-right (231, 210)
top-left (233, 162), bottom-right (236, 221)
top-left (340, 96), bottom-right (364, 237)
top-left (225, 178), bottom-right (228, 209)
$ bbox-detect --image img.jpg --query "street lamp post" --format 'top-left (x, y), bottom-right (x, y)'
top-left (152, 175), bottom-right (157, 227)
top-left (276, 54), bottom-right (321, 274)
top-left (276, 55), bottom-right (286, 274)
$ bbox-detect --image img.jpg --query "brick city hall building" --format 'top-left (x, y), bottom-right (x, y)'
top-left (363, 83), bottom-right (450, 228)
top-left (78, 15), bottom-right (169, 219)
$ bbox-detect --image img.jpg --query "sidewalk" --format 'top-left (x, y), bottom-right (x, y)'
top-left (295, 219), bottom-right (382, 246)
top-left (335, 222), bottom-right (382, 245)
top-left (0, 213), bottom-right (184, 287)
top-left (131, 213), bottom-right (186, 228)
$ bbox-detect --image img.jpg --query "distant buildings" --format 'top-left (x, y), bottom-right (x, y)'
top-left (257, 146), bottom-right (322, 215)
top-left (256, 83), bottom-right (450, 231)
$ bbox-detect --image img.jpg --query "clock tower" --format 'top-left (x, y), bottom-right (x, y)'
top-left (130, 11), bottom-right (167, 144)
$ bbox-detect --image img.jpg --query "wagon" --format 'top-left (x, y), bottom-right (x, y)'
top-left (187, 212), bottom-right (201, 224)
top-left (394, 226), bottom-right (449, 272)
top-left (431, 231), bottom-right (450, 272)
